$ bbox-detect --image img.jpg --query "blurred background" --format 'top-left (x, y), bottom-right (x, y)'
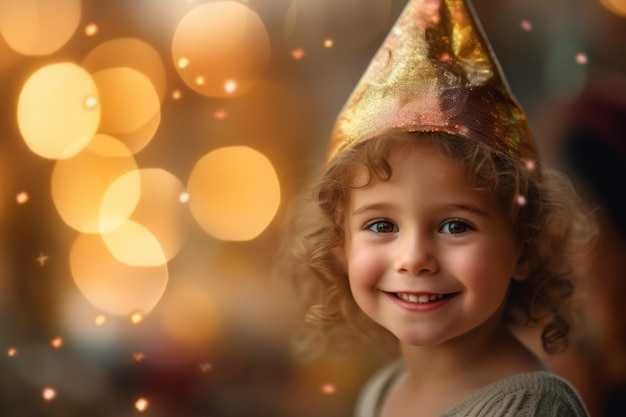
top-left (0, 0), bottom-right (625, 416)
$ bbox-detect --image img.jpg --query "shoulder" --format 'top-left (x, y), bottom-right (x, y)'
top-left (443, 371), bottom-right (590, 417)
top-left (354, 359), bottom-right (404, 417)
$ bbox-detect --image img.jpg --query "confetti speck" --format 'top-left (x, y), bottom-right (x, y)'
top-left (524, 159), bottom-right (536, 171)
top-left (130, 312), bottom-right (144, 325)
top-left (36, 253), bottom-right (49, 266)
top-left (16, 191), bottom-right (29, 205)
top-left (94, 314), bottom-right (107, 326)
top-left (135, 398), bottom-right (149, 412)
top-left (291, 48), bottom-right (305, 60)
top-left (520, 19), bottom-right (533, 32)
top-left (178, 57), bottom-right (189, 69)
top-left (172, 89), bottom-right (182, 100)
top-left (224, 79), bottom-right (238, 93)
top-left (50, 337), bottom-right (63, 349)
top-left (324, 39), bottom-right (334, 48)
top-left (575, 53), bottom-right (588, 65)
top-left (84, 95), bottom-right (98, 109)
top-left (42, 387), bottom-right (57, 401)
top-left (133, 353), bottom-right (146, 362)
top-left (321, 383), bottom-right (336, 394)
top-left (516, 195), bottom-right (527, 206)
top-left (85, 23), bottom-right (99, 36)
top-left (179, 192), bottom-right (191, 204)
top-left (7, 347), bottom-right (18, 357)
top-left (213, 109), bottom-right (228, 120)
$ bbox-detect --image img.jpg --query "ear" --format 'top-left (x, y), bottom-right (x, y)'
top-left (512, 258), bottom-right (530, 281)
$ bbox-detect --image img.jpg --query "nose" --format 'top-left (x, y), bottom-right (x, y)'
top-left (393, 233), bottom-right (438, 276)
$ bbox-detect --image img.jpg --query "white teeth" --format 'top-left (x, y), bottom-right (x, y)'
top-left (397, 293), bottom-right (445, 304)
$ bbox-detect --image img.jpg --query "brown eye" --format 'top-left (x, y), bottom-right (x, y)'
top-left (440, 220), bottom-right (471, 235)
top-left (367, 220), bottom-right (398, 234)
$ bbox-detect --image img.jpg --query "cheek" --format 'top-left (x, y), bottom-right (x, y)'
top-left (347, 245), bottom-right (381, 286)
top-left (455, 249), bottom-right (511, 292)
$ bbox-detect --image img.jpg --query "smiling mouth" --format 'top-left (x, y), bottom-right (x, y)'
top-left (394, 292), bottom-right (454, 304)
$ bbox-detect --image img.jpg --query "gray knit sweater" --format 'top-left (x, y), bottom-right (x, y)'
top-left (354, 360), bottom-right (589, 416)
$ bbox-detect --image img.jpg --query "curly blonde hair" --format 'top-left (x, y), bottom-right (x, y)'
top-left (280, 129), bottom-right (593, 358)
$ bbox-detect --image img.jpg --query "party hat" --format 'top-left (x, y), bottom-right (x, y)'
top-left (327, 0), bottom-right (538, 165)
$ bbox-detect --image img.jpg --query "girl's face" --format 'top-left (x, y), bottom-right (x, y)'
top-left (344, 142), bottom-right (528, 348)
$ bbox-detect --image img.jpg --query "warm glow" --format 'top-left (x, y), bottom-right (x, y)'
top-left (91, 67), bottom-right (161, 153)
top-left (18, 63), bottom-right (100, 159)
top-left (172, 1), bottom-right (271, 97)
top-left (0, 0), bottom-right (81, 55)
top-left (7, 347), bottom-right (18, 357)
top-left (187, 146), bottom-right (281, 241)
top-left (101, 220), bottom-right (166, 267)
top-left (51, 134), bottom-right (139, 233)
top-left (70, 233), bottom-right (168, 315)
top-left (133, 352), bottom-right (146, 362)
top-left (321, 384), bottom-right (336, 394)
top-left (599, 0), bottom-right (626, 16)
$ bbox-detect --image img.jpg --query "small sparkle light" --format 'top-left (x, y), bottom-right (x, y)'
top-left (394, 27), bottom-right (402, 36)
top-left (224, 79), bottom-right (238, 93)
top-left (195, 76), bottom-right (205, 86)
top-left (524, 159), bottom-right (536, 171)
top-left (171, 89), bottom-right (182, 100)
top-left (85, 23), bottom-right (99, 36)
top-left (94, 314), bottom-right (107, 326)
top-left (42, 387), bottom-right (57, 401)
top-left (575, 53), bottom-right (588, 65)
top-left (291, 48), bottom-right (305, 60)
top-left (179, 191), bottom-right (191, 204)
top-left (439, 52), bottom-right (451, 63)
top-left (133, 352), bottom-right (146, 362)
top-left (213, 109), bottom-right (228, 120)
top-left (135, 398), bottom-right (149, 412)
top-left (16, 191), bottom-right (29, 205)
top-left (520, 19), bottom-right (533, 32)
top-left (36, 252), bottom-right (49, 266)
top-left (178, 57), bottom-right (189, 69)
top-left (130, 312), bottom-right (144, 325)
top-left (323, 39), bottom-right (334, 48)
top-left (199, 362), bottom-right (212, 372)
top-left (516, 195), bottom-right (527, 206)
top-left (7, 347), bottom-right (18, 357)
top-left (321, 384), bottom-right (336, 394)
top-left (50, 337), bottom-right (63, 349)
top-left (84, 95), bottom-right (98, 109)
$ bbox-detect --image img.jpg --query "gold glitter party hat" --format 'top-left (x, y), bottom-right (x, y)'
top-left (327, 0), bottom-right (538, 165)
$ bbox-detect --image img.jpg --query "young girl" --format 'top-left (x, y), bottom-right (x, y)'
top-left (282, 0), bottom-right (593, 416)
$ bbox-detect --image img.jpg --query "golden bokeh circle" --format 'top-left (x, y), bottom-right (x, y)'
top-left (18, 63), bottom-right (100, 159)
top-left (172, 1), bottom-right (271, 97)
top-left (187, 146), bottom-right (281, 241)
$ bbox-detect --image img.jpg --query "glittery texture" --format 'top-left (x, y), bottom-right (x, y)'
top-left (327, 0), bottom-right (538, 166)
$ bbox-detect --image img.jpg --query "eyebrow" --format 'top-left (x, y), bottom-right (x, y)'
top-left (351, 202), bottom-right (395, 217)
top-left (444, 203), bottom-right (490, 217)
top-left (352, 202), bottom-right (490, 217)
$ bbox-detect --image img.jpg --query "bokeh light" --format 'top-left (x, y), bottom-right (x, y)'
top-left (70, 233), bottom-right (168, 316)
top-left (17, 63), bottom-right (100, 159)
top-left (172, 1), bottom-right (271, 97)
top-left (51, 134), bottom-right (139, 233)
top-left (82, 38), bottom-right (167, 103)
top-left (187, 146), bottom-right (281, 241)
top-left (102, 168), bottom-right (189, 264)
top-left (91, 67), bottom-right (161, 154)
top-left (284, 0), bottom-right (392, 48)
top-left (0, 0), bottom-right (81, 56)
